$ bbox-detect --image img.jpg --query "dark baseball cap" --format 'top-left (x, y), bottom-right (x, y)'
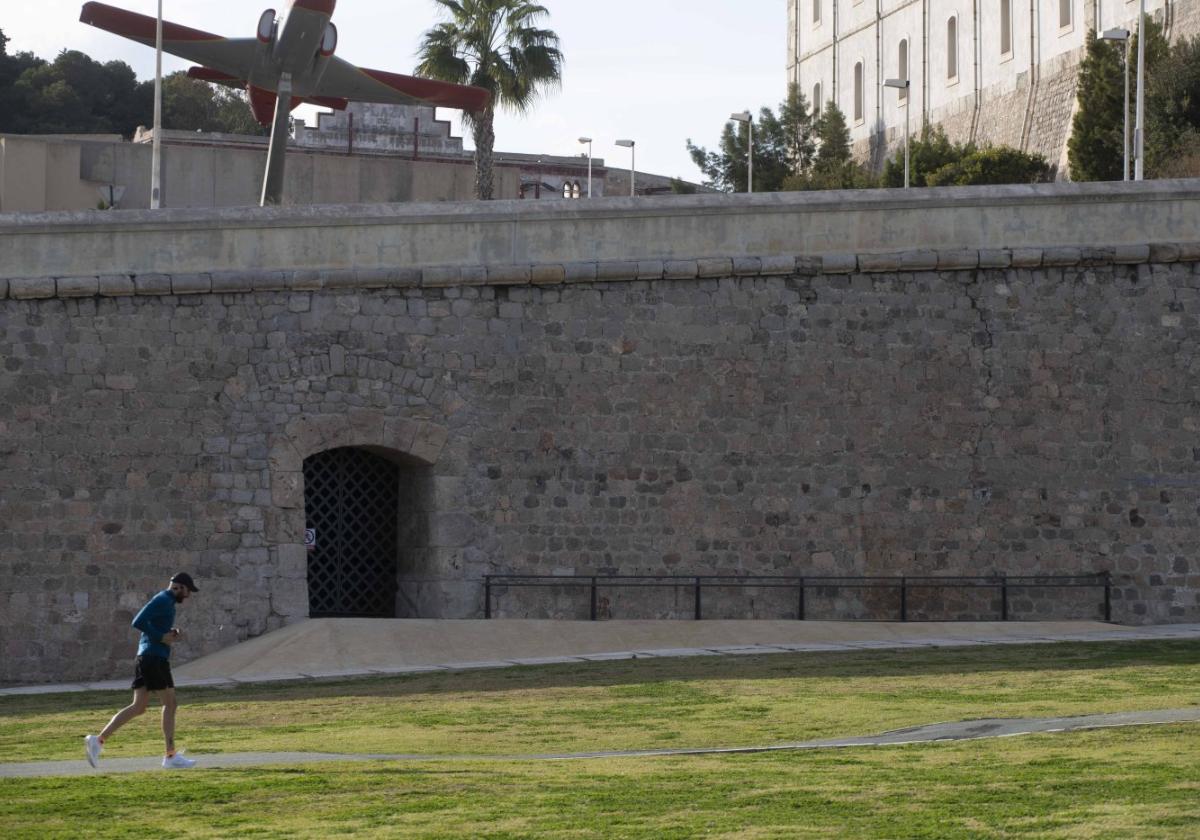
top-left (170, 572), bottom-right (199, 593)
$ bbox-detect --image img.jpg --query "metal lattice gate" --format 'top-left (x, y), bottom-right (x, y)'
top-left (303, 447), bottom-right (400, 618)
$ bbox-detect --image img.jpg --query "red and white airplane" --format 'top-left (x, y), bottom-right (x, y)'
top-left (80, 1), bottom-right (490, 205)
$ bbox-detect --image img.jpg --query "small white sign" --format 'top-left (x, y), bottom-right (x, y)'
top-left (304, 529), bottom-right (317, 551)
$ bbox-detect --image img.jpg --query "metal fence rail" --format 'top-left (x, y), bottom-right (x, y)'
top-left (482, 573), bottom-right (1113, 622)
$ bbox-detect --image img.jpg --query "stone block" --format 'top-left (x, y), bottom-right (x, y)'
top-left (459, 265), bottom-right (488, 286)
top-left (760, 256), bottom-right (797, 276)
top-left (356, 268), bottom-right (394, 288)
top-left (664, 260), bottom-right (699, 280)
top-left (732, 257), bottom-right (762, 276)
top-left (637, 260), bottom-right (665, 280)
top-left (289, 269), bottom-right (325, 290)
top-left (210, 272), bottom-right (253, 293)
top-left (820, 254), bottom-right (857, 274)
top-left (134, 273), bottom-right (171, 295)
top-left (794, 256), bottom-right (822, 275)
top-left (422, 266), bottom-right (462, 287)
top-left (1113, 244), bottom-right (1150, 264)
top-left (272, 471), bottom-right (304, 509)
top-left (936, 250), bottom-right (980, 270)
top-left (0, 278), bottom-right (7, 299)
top-left (269, 578), bottom-right (309, 618)
top-left (1079, 247), bottom-right (1115, 266)
top-left (978, 249), bottom-right (1012, 268)
top-left (1042, 247), bottom-right (1082, 266)
top-left (98, 275), bottom-right (135, 298)
top-left (56, 276), bottom-right (99, 298)
top-left (1150, 243), bottom-right (1182, 263)
top-left (488, 264), bottom-right (532, 285)
top-left (563, 262), bottom-right (598, 283)
top-left (1010, 249), bottom-right (1043, 268)
top-left (859, 252), bottom-right (902, 272)
top-left (410, 423), bottom-right (449, 464)
top-left (900, 250), bottom-right (939, 271)
top-left (388, 268), bottom-right (422, 288)
top-left (596, 261), bottom-right (639, 281)
top-left (697, 258), bottom-right (733, 278)
top-left (9, 278), bottom-right (56, 299)
top-left (323, 269), bottom-right (359, 289)
top-left (531, 264), bottom-right (566, 284)
top-left (385, 417), bottom-right (420, 453)
top-left (171, 273), bottom-right (211, 295)
top-left (1177, 242), bottom-right (1200, 261)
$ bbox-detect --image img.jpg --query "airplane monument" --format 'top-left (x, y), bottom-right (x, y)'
top-left (80, 1), bottom-right (490, 206)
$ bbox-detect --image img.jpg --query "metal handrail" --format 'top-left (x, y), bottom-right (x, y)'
top-left (482, 573), bottom-right (1113, 623)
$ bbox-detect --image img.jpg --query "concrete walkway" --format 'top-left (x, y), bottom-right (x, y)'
top-left (3, 708), bottom-right (1198, 778)
top-left (3, 619), bottom-right (1199, 697)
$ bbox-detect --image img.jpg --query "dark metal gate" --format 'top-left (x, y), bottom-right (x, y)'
top-left (303, 447), bottom-right (400, 618)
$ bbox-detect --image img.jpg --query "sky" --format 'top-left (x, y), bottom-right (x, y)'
top-left (2, 0), bottom-right (788, 182)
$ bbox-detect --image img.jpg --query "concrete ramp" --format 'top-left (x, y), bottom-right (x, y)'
top-left (172, 618), bottom-right (1154, 684)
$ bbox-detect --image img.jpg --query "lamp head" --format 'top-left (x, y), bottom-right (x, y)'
top-left (615, 139), bottom-right (635, 148)
top-left (729, 111), bottom-right (752, 122)
top-left (883, 78), bottom-right (910, 89)
top-left (1100, 28), bottom-right (1130, 41)
top-left (578, 136), bottom-right (592, 144)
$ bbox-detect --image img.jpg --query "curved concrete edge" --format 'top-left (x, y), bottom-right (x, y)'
top-left (3, 709), bottom-right (1198, 778)
top-left (3, 621), bottom-right (1198, 698)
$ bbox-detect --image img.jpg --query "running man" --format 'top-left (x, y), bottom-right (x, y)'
top-left (85, 573), bottom-right (200, 770)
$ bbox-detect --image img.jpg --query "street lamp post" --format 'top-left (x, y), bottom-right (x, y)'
top-left (1134, 0), bottom-right (1146, 180)
top-left (615, 139), bottom-right (635, 197)
top-left (578, 137), bottom-right (593, 197)
top-left (1101, 28), bottom-right (1131, 181)
top-left (730, 111), bottom-right (753, 193)
top-left (151, 0), bottom-right (163, 208)
top-left (883, 79), bottom-right (910, 188)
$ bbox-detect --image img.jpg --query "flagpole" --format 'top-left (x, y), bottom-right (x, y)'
top-left (151, 0), bottom-right (163, 208)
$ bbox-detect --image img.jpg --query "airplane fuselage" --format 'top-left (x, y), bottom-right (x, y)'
top-left (245, 1), bottom-right (339, 121)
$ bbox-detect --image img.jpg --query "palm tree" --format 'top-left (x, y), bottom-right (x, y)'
top-left (417, 0), bottom-right (563, 200)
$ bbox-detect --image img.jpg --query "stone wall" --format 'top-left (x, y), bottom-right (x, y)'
top-left (3, 236), bottom-right (1200, 684)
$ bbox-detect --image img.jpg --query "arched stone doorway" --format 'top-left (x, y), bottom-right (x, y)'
top-left (303, 447), bottom-right (401, 617)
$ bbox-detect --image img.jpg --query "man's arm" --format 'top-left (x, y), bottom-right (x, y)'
top-left (131, 595), bottom-right (174, 643)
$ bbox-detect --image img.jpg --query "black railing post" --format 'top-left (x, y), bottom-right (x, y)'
top-left (900, 576), bottom-right (907, 622)
top-left (1001, 573), bottom-right (1009, 621)
top-left (590, 576), bottom-right (598, 621)
top-left (798, 577), bottom-right (806, 620)
top-left (1104, 572), bottom-right (1112, 622)
top-left (695, 576), bottom-right (702, 620)
top-left (484, 575), bottom-right (492, 619)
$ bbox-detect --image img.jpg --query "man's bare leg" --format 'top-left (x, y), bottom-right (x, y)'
top-left (99, 688), bottom-right (149, 741)
top-left (160, 687), bottom-right (177, 755)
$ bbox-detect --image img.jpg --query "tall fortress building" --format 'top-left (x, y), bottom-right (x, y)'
top-left (787, 0), bottom-right (1200, 175)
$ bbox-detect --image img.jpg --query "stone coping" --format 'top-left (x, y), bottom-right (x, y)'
top-left (2, 243), bottom-right (1197, 302)
top-left (3, 180), bottom-right (1200, 281)
top-left (3, 178), bottom-right (1200, 232)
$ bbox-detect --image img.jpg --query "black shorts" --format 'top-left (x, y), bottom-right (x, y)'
top-left (131, 655), bottom-right (174, 691)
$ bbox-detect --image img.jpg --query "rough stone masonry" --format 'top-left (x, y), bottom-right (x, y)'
top-left (2, 186), bottom-right (1200, 684)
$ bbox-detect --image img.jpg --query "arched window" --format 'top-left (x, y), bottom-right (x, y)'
top-left (898, 39), bottom-right (909, 101)
top-left (947, 17), bottom-right (958, 81)
top-left (1059, 0), bottom-right (1072, 29)
top-left (562, 182), bottom-right (572, 199)
top-left (813, 83), bottom-right (822, 118)
top-left (853, 61), bottom-right (864, 122)
top-left (813, 0), bottom-right (821, 25)
top-left (1001, 0), bottom-right (1013, 56)
top-left (571, 181), bottom-right (582, 199)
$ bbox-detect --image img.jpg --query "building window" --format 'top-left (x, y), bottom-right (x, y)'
top-left (813, 0), bottom-right (820, 25)
top-left (563, 182), bottom-right (573, 199)
top-left (947, 17), bottom-right (958, 81)
top-left (813, 83), bottom-right (822, 118)
top-left (1001, 0), bottom-right (1013, 56)
top-left (898, 39), bottom-right (909, 101)
top-left (1059, 0), bottom-right (1072, 30)
top-left (854, 61), bottom-right (864, 123)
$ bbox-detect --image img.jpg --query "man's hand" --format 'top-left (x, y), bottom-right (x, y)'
top-left (162, 628), bottom-right (181, 646)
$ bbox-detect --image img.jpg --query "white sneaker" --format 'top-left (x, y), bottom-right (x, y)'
top-left (162, 751), bottom-right (196, 769)
top-left (84, 734), bottom-right (103, 768)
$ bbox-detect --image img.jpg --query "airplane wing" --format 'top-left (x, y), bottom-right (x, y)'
top-left (312, 57), bottom-right (491, 112)
top-left (80, 2), bottom-right (257, 81)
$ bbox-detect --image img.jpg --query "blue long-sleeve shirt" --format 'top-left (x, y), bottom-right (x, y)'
top-left (131, 590), bottom-right (176, 660)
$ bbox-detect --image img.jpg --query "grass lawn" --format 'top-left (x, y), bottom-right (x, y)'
top-left (1, 640), bottom-right (1198, 837)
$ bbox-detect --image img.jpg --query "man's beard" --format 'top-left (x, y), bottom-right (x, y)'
top-left (173, 593), bottom-right (186, 603)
